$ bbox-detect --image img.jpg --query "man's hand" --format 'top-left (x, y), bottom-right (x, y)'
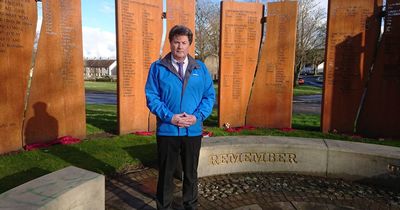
top-left (181, 112), bottom-right (196, 127)
top-left (171, 113), bottom-right (197, 128)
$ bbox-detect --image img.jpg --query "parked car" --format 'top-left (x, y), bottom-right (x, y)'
top-left (316, 76), bottom-right (324, 83)
top-left (298, 77), bottom-right (305, 85)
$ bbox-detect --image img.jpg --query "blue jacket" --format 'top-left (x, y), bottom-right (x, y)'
top-left (145, 53), bottom-right (215, 136)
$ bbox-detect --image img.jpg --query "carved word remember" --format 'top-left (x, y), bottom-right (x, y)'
top-left (209, 152), bottom-right (297, 165)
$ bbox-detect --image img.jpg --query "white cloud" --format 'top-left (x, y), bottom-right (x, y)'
top-left (100, 2), bottom-right (115, 14)
top-left (82, 26), bottom-right (116, 59)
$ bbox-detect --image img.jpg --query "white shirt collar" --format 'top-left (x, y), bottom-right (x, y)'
top-left (171, 56), bottom-right (189, 76)
top-left (171, 56), bottom-right (188, 65)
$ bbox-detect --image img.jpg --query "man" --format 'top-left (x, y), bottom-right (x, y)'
top-left (145, 25), bottom-right (215, 210)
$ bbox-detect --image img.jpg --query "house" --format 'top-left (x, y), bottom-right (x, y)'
top-left (84, 59), bottom-right (117, 80)
top-left (204, 55), bottom-right (219, 80)
top-left (316, 62), bottom-right (324, 74)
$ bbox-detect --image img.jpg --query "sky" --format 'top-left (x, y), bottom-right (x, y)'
top-left (79, 0), bottom-right (329, 59)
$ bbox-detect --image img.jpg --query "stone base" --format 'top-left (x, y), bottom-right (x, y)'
top-left (0, 166), bottom-right (104, 210)
top-left (199, 136), bottom-right (400, 180)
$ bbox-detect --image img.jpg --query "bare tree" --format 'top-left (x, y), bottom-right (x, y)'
top-left (195, 0), bottom-right (220, 61)
top-left (295, 0), bottom-right (326, 84)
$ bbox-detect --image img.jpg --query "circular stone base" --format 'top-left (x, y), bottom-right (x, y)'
top-left (197, 172), bottom-right (400, 210)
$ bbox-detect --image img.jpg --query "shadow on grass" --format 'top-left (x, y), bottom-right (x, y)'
top-left (292, 114), bottom-right (321, 131)
top-left (0, 167), bottom-right (51, 193)
top-left (203, 109), bottom-right (218, 127)
top-left (86, 107), bottom-right (117, 134)
top-left (292, 123), bottom-right (320, 131)
top-left (46, 145), bottom-right (116, 175)
top-left (124, 143), bottom-right (157, 167)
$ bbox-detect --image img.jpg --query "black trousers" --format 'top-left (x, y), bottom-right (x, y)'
top-left (156, 135), bottom-right (202, 210)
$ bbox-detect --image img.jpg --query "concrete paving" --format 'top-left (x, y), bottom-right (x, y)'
top-left (106, 136), bottom-right (400, 210)
top-left (105, 167), bottom-right (400, 210)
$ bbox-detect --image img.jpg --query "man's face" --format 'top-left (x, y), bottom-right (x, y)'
top-left (170, 35), bottom-right (190, 61)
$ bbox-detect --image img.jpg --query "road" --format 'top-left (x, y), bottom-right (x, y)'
top-left (293, 94), bottom-right (322, 114)
top-left (86, 92), bottom-right (116, 104)
top-left (85, 91), bottom-right (322, 115)
top-left (301, 75), bottom-right (323, 87)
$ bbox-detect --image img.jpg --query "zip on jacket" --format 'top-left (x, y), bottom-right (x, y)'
top-left (145, 53), bottom-right (216, 136)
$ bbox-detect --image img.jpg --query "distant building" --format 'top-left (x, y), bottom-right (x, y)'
top-left (84, 59), bottom-right (117, 80)
top-left (300, 62), bottom-right (324, 75)
top-left (316, 62), bottom-right (324, 74)
top-left (204, 55), bottom-right (219, 80)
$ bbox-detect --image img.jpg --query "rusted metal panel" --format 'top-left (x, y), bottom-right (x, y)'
top-left (0, 0), bottom-right (37, 153)
top-left (322, 0), bottom-right (383, 133)
top-left (357, 0), bottom-right (400, 138)
top-left (162, 0), bottom-right (195, 57)
top-left (218, 1), bottom-right (264, 127)
top-left (24, 0), bottom-right (86, 144)
top-left (116, 0), bottom-right (162, 134)
top-left (246, 1), bottom-right (298, 128)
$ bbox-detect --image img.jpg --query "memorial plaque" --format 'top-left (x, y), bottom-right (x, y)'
top-left (0, 0), bottom-right (37, 153)
top-left (357, 0), bottom-right (400, 138)
top-left (218, 1), bottom-right (263, 127)
top-left (116, 0), bottom-right (162, 134)
top-left (162, 0), bottom-right (195, 56)
top-left (246, 2), bottom-right (298, 128)
top-left (24, 0), bottom-right (86, 144)
top-left (321, 0), bottom-right (383, 133)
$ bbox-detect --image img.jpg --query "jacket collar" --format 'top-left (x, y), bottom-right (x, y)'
top-left (160, 53), bottom-right (200, 74)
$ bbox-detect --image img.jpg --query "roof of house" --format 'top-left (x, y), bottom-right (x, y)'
top-left (84, 59), bottom-right (116, 68)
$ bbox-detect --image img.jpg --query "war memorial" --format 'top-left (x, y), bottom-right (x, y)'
top-left (0, 0), bottom-right (399, 209)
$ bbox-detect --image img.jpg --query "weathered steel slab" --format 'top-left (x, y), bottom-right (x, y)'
top-left (218, 1), bottom-right (264, 127)
top-left (116, 0), bottom-right (162, 134)
top-left (162, 0), bottom-right (195, 57)
top-left (0, 1), bottom-right (37, 153)
top-left (24, 0), bottom-right (86, 144)
top-left (246, 1), bottom-right (298, 128)
top-left (357, 0), bottom-right (400, 138)
top-left (321, 0), bottom-right (383, 133)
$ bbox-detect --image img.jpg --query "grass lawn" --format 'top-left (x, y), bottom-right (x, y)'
top-left (293, 85), bottom-right (322, 96)
top-left (0, 134), bottom-right (156, 193)
top-left (85, 81), bottom-right (116, 93)
top-left (86, 104), bottom-right (117, 134)
top-left (1, 104), bottom-right (399, 194)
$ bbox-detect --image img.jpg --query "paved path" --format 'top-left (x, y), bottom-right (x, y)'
top-left (293, 95), bottom-right (321, 115)
top-left (86, 92), bottom-right (117, 105)
top-left (105, 167), bottom-right (400, 210)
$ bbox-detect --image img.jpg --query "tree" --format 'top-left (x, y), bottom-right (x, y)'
top-left (195, 0), bottom-right (220, 61)
top-left (295, 0), bottom-right (326, 84)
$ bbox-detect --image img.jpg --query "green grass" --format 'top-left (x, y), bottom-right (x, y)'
top-left (1, 104), bottom-right (399, 194)
top-left (85, 81), bottom-right (116, 93)
top-left (293, 85), bottom-right (322, 96)
top-left (86, 104), bottom-right (117, 135)
top-left (0, 135), bottom-right (156, 193)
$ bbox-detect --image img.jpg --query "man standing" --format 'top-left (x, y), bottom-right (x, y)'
top-left (145, 25), bottom-right (215, 210)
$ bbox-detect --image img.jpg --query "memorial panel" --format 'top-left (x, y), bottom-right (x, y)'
top-left (321, 0), bottom-right (382, 133)
top-left (162, 0), bottom-right (195, 57)
top-left (357, 0), bottom-right (400, 138)
top-left (24, 0), bottom-right (85, 144)
top-left (116, 0), bottom-right (162, 134)
top-left (0, 0), bottom-right (37, 153)
top-left (246, 2), bottom-right (297, 128)
top-left (218, 1), bottom-right (263, 127)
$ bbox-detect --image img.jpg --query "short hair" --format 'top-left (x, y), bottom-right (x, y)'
top-left (168, 25), bottom-right (193, 45)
